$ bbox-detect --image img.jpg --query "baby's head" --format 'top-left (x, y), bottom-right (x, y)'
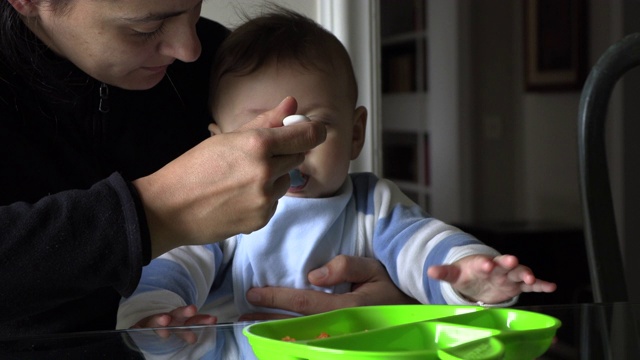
top-left (209, 7), bottom-right (367, 198)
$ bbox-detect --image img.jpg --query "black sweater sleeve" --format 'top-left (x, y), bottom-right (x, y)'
top-left (0, 173), bottom-right (146, 316)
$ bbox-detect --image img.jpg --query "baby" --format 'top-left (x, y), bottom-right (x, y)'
top-left (117, 7), bottom-right (556, 329)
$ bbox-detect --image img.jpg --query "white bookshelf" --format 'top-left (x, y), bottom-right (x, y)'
top-left (380, 0), bottom-right (430, 210)
top-left (379, 0), bottom-right (468, 223)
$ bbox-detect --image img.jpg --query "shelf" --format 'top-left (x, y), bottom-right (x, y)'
top-left (382, 130), bottom-right (430, 188)
top-left (381, 93), bottom-right (429, 131)
top-left (390, 180), bottom-right (430, 194)
top-left (381, 30), bottom-right (428, 46)
top-left (380, 0), bottom-right (427, 38)
top-left (381, 38), bottom-right (428, 93)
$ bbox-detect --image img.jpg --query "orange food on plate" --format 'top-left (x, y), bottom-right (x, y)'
top-left (281, 332), bottom-right (330, 342)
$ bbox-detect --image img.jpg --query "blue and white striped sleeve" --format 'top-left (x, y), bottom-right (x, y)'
top-left (116, 243), bottom-right (223, 329)
top-left (353, 173), bottom-right (512, 306)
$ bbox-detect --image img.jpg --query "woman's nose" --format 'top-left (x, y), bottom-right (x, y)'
top-left (159, 23), bottom-right (202, 63)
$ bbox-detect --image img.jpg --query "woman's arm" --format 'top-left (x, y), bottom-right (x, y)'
top-left (0, 174), bottom-right (147, 321)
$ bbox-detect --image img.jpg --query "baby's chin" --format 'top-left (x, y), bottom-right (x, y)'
top-left (286, 187), bottom-right (339, 199)
top-left (285, 191), bottom-right (310, 198)
top-left (285, 186), bottom-right (315, 198)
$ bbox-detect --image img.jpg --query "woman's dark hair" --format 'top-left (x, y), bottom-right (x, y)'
top-left (0, 1), bottom-right (87, 103)
top-left (0, 1), bottom-right (34, 69)
top-left (1, 1), bottom-right (72, 67)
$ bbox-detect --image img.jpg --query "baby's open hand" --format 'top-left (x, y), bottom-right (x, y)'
top-left (427, 254), bottom-right (557, 304)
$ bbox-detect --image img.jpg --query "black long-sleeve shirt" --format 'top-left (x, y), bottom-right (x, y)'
top-left (0, 17), bottom-right (228, 337)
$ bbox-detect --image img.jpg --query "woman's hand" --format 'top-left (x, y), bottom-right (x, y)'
top-left (134, 97), bottom-right (327, 257)
top-left (238, 255), bottom-right (418, 321)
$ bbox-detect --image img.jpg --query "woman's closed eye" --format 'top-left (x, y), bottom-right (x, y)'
top-left (131, 22), bottom-right (166, 42)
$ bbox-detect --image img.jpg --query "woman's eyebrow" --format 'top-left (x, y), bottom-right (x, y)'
top-left (120, 10), bottom-right (186, 23)
top-left (119, 1), bottom-right (203, 23)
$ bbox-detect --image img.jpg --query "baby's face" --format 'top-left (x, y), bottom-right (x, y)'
top-left (211, 61), bottom-right (366, 198)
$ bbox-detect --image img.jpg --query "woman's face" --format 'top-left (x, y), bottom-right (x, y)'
top-left (24, 0), bottom-right (203, 89)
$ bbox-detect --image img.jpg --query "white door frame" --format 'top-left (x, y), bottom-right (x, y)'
top-left (318, 0), bottom-right (382, 176)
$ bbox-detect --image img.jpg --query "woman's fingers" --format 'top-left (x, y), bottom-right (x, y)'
top-left (237, 96), bottom-right (299, 130)
top-left (242, 255), bottom-right (417, 318)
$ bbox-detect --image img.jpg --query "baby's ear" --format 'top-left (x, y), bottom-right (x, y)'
top-left (8, 0), bottom-right (39, 17)
top-left (350, 106), bottom-right (368, 160)
top-left (208, 123), bottom-right (223, 136)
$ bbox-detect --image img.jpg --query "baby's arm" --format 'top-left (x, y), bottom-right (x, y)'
top-left (361, 174), bottom-right (554, 306)
top-left (427, 254), bottom-right (557, 304)
top-left (117, 244), bottom-right (222, 329)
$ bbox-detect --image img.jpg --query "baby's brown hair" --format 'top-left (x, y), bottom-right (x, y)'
top-left (209, 6), bottom-right (359, 112)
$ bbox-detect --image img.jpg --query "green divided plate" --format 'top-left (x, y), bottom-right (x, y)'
top-left (243, 305), bottom-right (561, 360)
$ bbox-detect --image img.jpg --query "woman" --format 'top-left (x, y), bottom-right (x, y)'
top-left (0, 0), bottom-right (413, 337)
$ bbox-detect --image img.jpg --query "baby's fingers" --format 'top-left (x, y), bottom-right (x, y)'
top-left (184, 314), bottom-right (218, 326)
top-left (167, 304), bottom-right (198, 323)
top-left (520, 279), bottom-right (558, 293)
top-left (132, 314), bottom-right (172, 329)
top-left (505, 266), bottom-right (536, 284)
top-left (427, 264), bottom-right (461, 283)
top-left (492, 254), bottom-right (519, 271)
top-left (493, 255), bottom-right (537, 283)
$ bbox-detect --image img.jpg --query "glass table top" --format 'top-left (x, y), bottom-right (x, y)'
top-left (1, 302), bottom-right (638, 360)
